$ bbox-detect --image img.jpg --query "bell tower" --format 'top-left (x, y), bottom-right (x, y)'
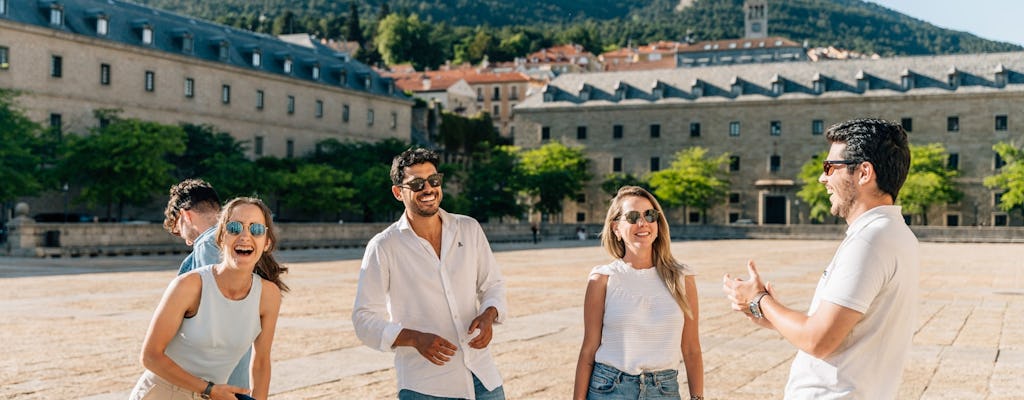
top-left (744, 0), bottom-right (768, 39)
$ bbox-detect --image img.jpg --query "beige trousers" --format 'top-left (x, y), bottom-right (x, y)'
top-left (129, 370), bottom-right (204, 400)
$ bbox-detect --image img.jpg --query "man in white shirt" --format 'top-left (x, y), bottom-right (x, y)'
top-left (723, 118), bottom-right (920, 399)
top-left (353, 148), bottom-right (508, 400)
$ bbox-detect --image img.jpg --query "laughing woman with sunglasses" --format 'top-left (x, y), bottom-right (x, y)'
top-left (130, 197), bottom-right (288, 400)
top-left (574, 186), bottom-right (704, 400)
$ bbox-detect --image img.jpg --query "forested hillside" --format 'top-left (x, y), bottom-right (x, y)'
top-left (134, 0), bottom-right (1022, 69)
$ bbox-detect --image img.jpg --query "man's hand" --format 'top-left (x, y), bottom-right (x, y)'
top-left (722, 260), bottom-right (769, 316)
top-left (405, 330), bottom-right (457, 365)
top-left (467, 306), bottom-right (498, 349)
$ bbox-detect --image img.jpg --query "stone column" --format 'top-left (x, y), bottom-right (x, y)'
top-left (5, 202), bottom-right (41, 257)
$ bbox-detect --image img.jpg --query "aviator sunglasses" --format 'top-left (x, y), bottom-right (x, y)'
top-left (225, 221), bottom-right (267, 236)
top-left (398, 173), bottom-right (444, 192)
top-left (822, 159), bottom-right (862, 176)
top-left (620, 209), bottom-right (660, 224)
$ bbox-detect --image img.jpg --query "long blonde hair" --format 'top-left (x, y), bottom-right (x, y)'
top-left (600, 186), bottom-right (692, 318)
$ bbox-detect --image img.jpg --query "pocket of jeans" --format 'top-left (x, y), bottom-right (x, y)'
top-left (657, 376), bottom-right (680, 396)
top-left (588, 373), bottom-right (616, 394)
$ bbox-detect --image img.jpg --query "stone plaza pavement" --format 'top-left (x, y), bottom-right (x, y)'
top-left (1, 239), bottom-right (1022, 399)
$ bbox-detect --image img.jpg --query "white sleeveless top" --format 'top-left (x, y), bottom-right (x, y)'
top-left (592, 259), bottom-right (694, 374)
top-left (164, 265), bottom-right (263, 383)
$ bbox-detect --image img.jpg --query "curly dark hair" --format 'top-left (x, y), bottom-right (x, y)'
top-left (825, 118), bottom-right (911, 201)
top-left (163, 179), bottom-right (221, 234)
top-left (390, 148), bottom-right (440, 185)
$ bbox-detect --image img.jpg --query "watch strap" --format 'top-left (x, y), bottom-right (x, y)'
top-left (749, 291), bottom-right (770, 319)
top-left (201, 380), bottom-right (214, 399)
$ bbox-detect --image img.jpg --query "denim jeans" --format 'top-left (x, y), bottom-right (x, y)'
top-left (587, 363), bottom-right (681, 400)
top-left (397, 374), bottom-right (505, 400)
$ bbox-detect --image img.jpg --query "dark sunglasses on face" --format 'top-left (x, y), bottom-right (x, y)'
top-left (822, 160), bottom-right (862, 176)
top-left (620, 209), bottom-right (660, 224)
top-left (398, 173), bottom-right (444, 192)
top-left (225, 221), bottom-right (267, 236)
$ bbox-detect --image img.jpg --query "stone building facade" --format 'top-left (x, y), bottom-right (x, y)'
top-left (0, 0), bottom-right (412, 159)
top-left (513, 52), bottom-right (1024, 226)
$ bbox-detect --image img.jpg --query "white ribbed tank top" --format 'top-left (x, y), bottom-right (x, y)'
top-left (592, 259), bottom-right (691, 374)
top-left (164, 265), bottom-right (262, 383)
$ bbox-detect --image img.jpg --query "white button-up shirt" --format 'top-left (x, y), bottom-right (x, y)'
top-left (352, 209), bottom-right (507, 399)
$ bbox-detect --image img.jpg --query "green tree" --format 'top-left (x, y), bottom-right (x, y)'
top-left (649, 147), bottom-right (730, 224)
top-left (600, 173), bottom-right (648, 197)
top-left (170, 123), bottom-right (258, 199)
top-left (984, 142), bottom-right (1024, 213)
top-left (0, 90), bottom-right (48, 206)
top-left (796, 151), bottom-right (832, 224)
top-left (347, 1), bottom-right (365, 45)
top-left (60, 112), bottom-right (186, 220)
top-left (519, 142), bottom-right (591, 218)
top-left (438, 111), bottom-right (504, 155)
top-left (455, 145), bottom-right (524, 222)
top-left (376, 13), bottom-right (435, 70)
top-left (900, 143), bottom-right (962, 225)
top-left (307, 138), bottom-right (409, 222)
top-left (277, 163), bottom-right (357, 219)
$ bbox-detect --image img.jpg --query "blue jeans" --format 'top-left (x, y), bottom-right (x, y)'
top-left (587, 363), bottom-right (681, 400)
top-left (398, 374), bottom-right (505, 400)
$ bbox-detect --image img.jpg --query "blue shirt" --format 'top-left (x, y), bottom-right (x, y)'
top-left (177, 225), bottom-right (220, 275)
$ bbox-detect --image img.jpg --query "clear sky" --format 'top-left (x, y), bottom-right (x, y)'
top-left (868, 0), bottom-right (1024, 47)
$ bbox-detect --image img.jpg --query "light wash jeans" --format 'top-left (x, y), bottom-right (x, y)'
top-left (397, 374), bottom-right (505, 400)
top-left (587, 362), bottom-right (681, 400)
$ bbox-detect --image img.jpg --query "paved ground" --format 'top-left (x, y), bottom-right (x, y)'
top-left (1, 239), bottom-right (1022, 399)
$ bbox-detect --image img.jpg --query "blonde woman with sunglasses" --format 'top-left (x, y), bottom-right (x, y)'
top-left (131, 197), bottom-right (289, 400)
top-left (574, 186), bottom-right (704, 400)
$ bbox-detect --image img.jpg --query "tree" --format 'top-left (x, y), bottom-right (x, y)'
top-left (600, 173), bottom-right (648, 197)
top-left (60, 112), bottom-right (186, 220)
top-left (307, 138), bottom-right (409, 222)
top-left (455, 145), bottom-right (524, 223)
top-left (0, 89), bottom-right (47, 207)
top-left (171, 123), bottom-right (258, 199)
top-left (376, 13), bottom-right (436, 70)
top-left (984, 142), bottom-right (1024, 213)
top-left (796, 151), bottom-right (832, 224)
top-left (899, 143), bottom-right (962, 225)
top-left (277, 163), bottom-right (357, 219)
top-left (347, 1), bottom-right (365, 46)
top-left (519, 142), bottom-right (591, 218)
top-left (649, 147), bottom-right (730, 224)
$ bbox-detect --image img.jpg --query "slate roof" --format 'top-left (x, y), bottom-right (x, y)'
top-left (0, 0), bottom-right (406, 100)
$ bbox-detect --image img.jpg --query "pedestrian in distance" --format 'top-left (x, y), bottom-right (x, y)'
top-left (131, 197), bottom-right (288, 400)
top-left (162, 179), bottom-right (251, 389)
top-left (723, 118), bottom-right (919, 399)
top-left (574, 186), bottom-right (704, 400)
top-left (352, 148), bottom-right (508, 400)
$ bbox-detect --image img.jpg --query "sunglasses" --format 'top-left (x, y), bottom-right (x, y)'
top-left (225, 221), bottom-right (267, 236)
top-left (822, 160), bottom-right (862, 176)
top-left (398, 173), bottom-right (443, 192)
top-left (620, 209), bottom-right (660, 224)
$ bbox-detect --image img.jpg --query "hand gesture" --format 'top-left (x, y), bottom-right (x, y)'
top-left (467, 307), bottom-right (498, 349)
top-left (722, 260), bottom-right (769, 315)
top-left (412, 331), bottom-right (457, 365)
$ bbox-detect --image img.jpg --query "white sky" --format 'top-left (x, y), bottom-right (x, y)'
top-left (868, 0), bottom-right (1024, 47)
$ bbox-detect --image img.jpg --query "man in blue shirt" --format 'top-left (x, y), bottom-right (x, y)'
top-left (162, 179), bottom-right (250, 389)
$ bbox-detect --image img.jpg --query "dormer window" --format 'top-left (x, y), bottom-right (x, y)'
top-left (691, 80), bottom-right (703, 97)
top-left (731, 78), bottom-right (743, 96)
top-left (49, 4), bottom-right (64, 26)
top-left (218, 42), bottom-right (229, 60)
top-left (181, 35), bottom-right (193, 54)
top-left (311, 64), bottom-right (320, 80)
top-left (614, 82), bottom-right (626, 101)
top-left (251, 49), bottom-right (262, 67)
top-left (947, 68), bottom-right (959, 88)
top-left (283, 58), bottom-right (293, 74)
top-left (855, 70), bottom-right (868, 92)
top-left (812, 75), bottom-right (824, 94)
top-left (995, 64), bottom-right (1007, 87)
top-left (96, 16), bottom-right (109, 36)
top-left (340, 69), bottom-right (348, 85)
top-left (900, 70), bottom-right (913, 90)
top-left (364, 74), bottom-right (372, 89)
top-left (771, 76), bottom-right (783, 95)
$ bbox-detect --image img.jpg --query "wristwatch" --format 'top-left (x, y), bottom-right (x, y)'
top-left (200, 380), bottom-right (214, 399)
top-left (749, 291), bottom-right (770, 319)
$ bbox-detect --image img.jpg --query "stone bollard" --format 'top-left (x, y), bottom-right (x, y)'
top-left (5, 202), bottom-right (42, 257)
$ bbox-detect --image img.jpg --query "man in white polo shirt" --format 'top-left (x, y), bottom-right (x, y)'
top-left (723, 118), bottom-right (919, 399)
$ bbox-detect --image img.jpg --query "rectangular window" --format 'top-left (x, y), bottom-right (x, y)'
top-left (994, 214), bottom-right (1008, 226)
top-left (729, 121), bottom-right (740, 137)
top-left (994, 192), bottom-right (1003, 207)
top-left (342, 104), bottom-right (350, 122)
top-left (811, 119), bottom-right (824, 135)
top-left (613, 124), bottom-right (623, 139)
top-left (287, 96), bottom-right (295, 114)
top-left (367, 109), bottom-right (374, 126)
top-left (576, 193), bottom-right (586, 204)
top-left (390, 112), bottom-right (398, 129)
top-left (770, 155), bottom-right (781, 172)
top-left (577, 126), bottom-right (587, 140)
top-left (50, 8), bottom-right (63, 26)
top-left (995, 115), bottom-right (1008, 131)
top-left (286, 139), bottom-right (295, 158)
top-left (995, 152), bottom-right (1006, 169)
top-left (650, 157), bottom-right (660, 172)
top-left (477, 88), bottom-right (483, 101)
top-left (181, 35), bottom-right (193, 53)
top-left (492, 104), bottom-right (500, 116)
top-left (511, 86), bottom-right (519, 100)
top-left (729, 192), bottom-right (740, 204)
top-left (100, 63), bottom-right (110, 85)
top-left (612, 157), bottom-right (622, 172)
top-left (947, 116), bottom-right (959, 132)
top-left (770, 120), bottom-right (782, 136)
top-left (492, 86), bottom-right (500, 100)
top-left (142, 28), bottom-right (153, 45)
top-left (50, 113), bottom-right (62, 132)
top-left (255, 90), bottom-right (264, 109)
top-left (221, 85), bottom-right (231, 104)
top-left (0, 46), bottom-right (8, 70)
top-left (650, 124), bottom-right (661, 138)
top-left (184, 78), bottom-right (194, 98)
top-left (688, 212), bottom-right (701, 223)
top-left (541, 126), bottom-right (550, 140)
top-left (144, 71), bottom-right (155, 92)
top-left (576, 212), bottom-right (586, 223)
top-left (690, 122), bottom-right (701, 137)
top-left (0, 0), bottom-right (7, 16)
top-left (315, 100), bottom-right (323, 118)
top-left (730, 155), bottom-right (740, 172)
top-left (218, 43), bottom-right (229, 60)
top-left (51, 55), bottom-right (63, 78)
top-left (947, 153), bottom-right (959, 170)
top-left (901, 117), bottom-right (913, 132)
top-left (254, 136), bottom-right (264, 156)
